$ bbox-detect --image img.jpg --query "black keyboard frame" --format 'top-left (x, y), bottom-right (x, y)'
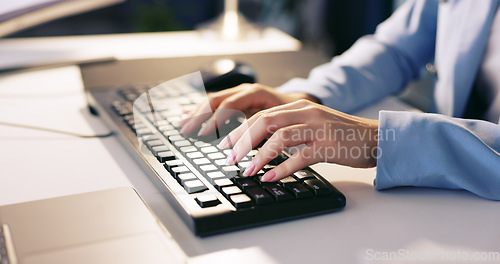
top-left (87, 82), bottom-right (346, 236)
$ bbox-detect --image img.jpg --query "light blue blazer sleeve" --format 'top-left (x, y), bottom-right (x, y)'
top-left (376, 111), bottom-right (500, 200)
top-left (275, 0), bottom-right (500, 200)
top-left (276, 0), bottom-right (438, 113)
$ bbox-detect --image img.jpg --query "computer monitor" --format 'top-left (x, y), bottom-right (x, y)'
top-left (0, 0), bottom-right (124, 37)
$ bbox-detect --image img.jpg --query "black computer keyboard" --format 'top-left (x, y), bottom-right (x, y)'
top-left (91, 78), bottom-right (345, 236)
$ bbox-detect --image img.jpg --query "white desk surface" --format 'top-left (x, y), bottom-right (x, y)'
top-left (1, 34), bottom-right (499, 264)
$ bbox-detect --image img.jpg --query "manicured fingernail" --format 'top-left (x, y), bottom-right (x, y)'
top-left (243, 161), bottom-right (255, 176)
top-left (261, 170), bottom-right (276, 182)
top-left (217, 137), bottom-right (229, 149)
top-left (225, 151), bottom-right (236, 165)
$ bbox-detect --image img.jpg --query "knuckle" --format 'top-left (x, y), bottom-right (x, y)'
top-left (247, 83), bottom-right (261, 92)
top-left (296, 98), bottom-right (309, 104)
top-left (304, 105), bottom-right (323, 115)
top-left (295, 98), bottom-right (313, 107)
top-left (249, 84), bottom-right (270, 94)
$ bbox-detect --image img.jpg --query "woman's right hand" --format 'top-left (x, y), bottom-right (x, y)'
top-left (179, 83), bottom-right (318, 136)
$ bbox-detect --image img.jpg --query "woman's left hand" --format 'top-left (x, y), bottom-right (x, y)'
top-left (218, 99), bottom-right (380, 182)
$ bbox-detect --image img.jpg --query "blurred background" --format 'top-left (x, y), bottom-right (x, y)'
top-left (7, 0), bottom-right (407, 57)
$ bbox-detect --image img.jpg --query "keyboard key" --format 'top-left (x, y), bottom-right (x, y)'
top-left (269, 153), bottom-right (288, 165)
top-left (162, 109), bottom-right (182, 117)
top-left (142, 135), bottom-right (160, 143)
top-left (168, 135), bottom-right (184, 142)
top-left (263, 164), bottom-right (276, 171)
top-left (207, 152), bottom-right (225, 160)
top-left (164, 130), bottom-right (180, 136)
top-left (247, 149), bottom-right (259, 157)
top-left (293, 170), bottom-right (316, 181)
top-left (214, 178), bottom-right (233, 190)
top-left (145, 140), bottom-right (163, 149)
top-left (199, 164), bottom-right (218, 172)
top-left (236, 178), bottom-right (258, 189)
top-left (221, 186), bottom-right (242, 198)
top-left (154, 120), bottom-right (170, 128)
top-left (193, 158), bottom-right (211, 166)
top-left (151, 145), bottom-right (169, 155)
top-left (184, 180), bottom-right (207, 194)
top-left (279, 176), bottom-right (298, 187)
top-left (303, 179), bottom-right (333, 196)
top-left (171, 121), bottom-right (182, 128)
top-left (132, 123), bottom-right (146, 131)
top-left (146, 113), bottom-right (164, 123)
top-left (164, 159), bottom-right (184, 171)
top-left (177, 172), bottom-right (197, 184)
top-left (284, 182), bottom-right (313, 199)
top-left (158, 124), bottom-right (175, 131)
top-left (194, 141), bottom-right (212, 148)
top-left (171, 166), bottom-right (190, 177)
top-left (126, 119), bottom-right (138, 128)
top-left (186, 152), bottom-right (204, 159)
top-left (255, 175), bottom-right (275, 186)
top-left (222, 166), bottom-right (240, 177)
top-left (255, 169), bottom-right (265, 175)
top-left (237, 161), bottom-right (252, 168)
top-left (167, 116), bottom-right (182, 122)
top-left (179, 146), bottom-right (197, 153)
top-left (177, 98), bottom-right (192, 105)
top-left (200, 146), bottom-right (218, 153)
top-left (206, 171), bottom-right (226, 184)
top-left (136, 128), bottom-right (152, 136)
top-left (195, 194), bottom-right (220, 208)
top-left (230, 194), bottom-right (254, 208)
top-left (156, 151), bottom-right (175, 162)
top-left (230, 174), bottom-right (246, 182)
top-left (246, 187), bottom-right (274, 205)
top-left (264, 185), bottom-right (294, 202)
top-left (174, 140), bottom-right (191, 147)
top-left (214, 159), bottom-right (227, 167)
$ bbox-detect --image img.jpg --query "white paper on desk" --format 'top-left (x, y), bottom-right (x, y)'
top-left (0, 47), bottom-right (111, 71)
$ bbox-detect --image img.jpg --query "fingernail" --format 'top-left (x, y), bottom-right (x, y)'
top-left (217, 137), bottom-right (228, 149)
top-left (225, 151), bottom-right (236, 165)
top-left (261, 170), bottom-right (276, 182)
top-left (243, 161), bottom-right (255, 176)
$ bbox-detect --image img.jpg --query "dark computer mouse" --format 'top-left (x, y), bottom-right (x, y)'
top-left (199, 58), bottom-right (256, 92)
